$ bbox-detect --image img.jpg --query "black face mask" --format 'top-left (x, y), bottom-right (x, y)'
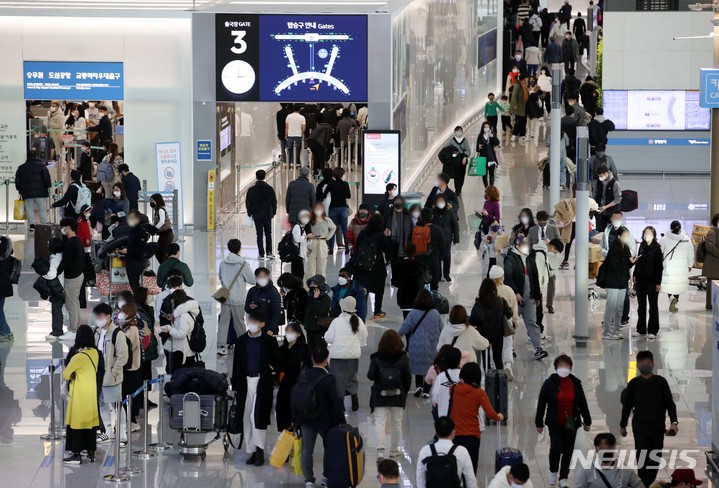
top-left (393, 203), bottom-right (403, 210)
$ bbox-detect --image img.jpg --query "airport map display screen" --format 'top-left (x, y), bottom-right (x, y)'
top-left (216, 14), bottom-right (368, 102)
top-left (602, 90), bottom-right (710, 131)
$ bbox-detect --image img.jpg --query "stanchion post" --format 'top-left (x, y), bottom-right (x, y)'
top-left (40, 362), bottom-right (64, 441)
top-left (119, 394), bottom-right (142, 476)
top-left (5, 180), bottom-right (10, 235)
top-left (133, 380), bottom-right (157, 459)
top-left (104, 401), bottom-right (130, 483)
top-left (150, 375), bottom-right (172, 451)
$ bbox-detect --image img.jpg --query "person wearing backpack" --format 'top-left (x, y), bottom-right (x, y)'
top-left (391, 243), bottom-right (426, 319)
top-left (413, 208), bottom-right (446, 290)
top-left (331, 267), bottom-right (368, 322)
top-left (431, 194), bottom-right (460, 282)
top-left (449, 362), bottom-right (505, 472)
top-left (231, 310), bottom-right (281, 467)
top-left (352, 214), bottom-right (391, 318)
top-left (488, 462), bottom-right (534, 488)
top-left (116, 302), bottom-right (148, 430)
top-left (429, 347), bottom-right (462, 417)
top-left (93, 303), bottom-right (129, 447)
top-left (325, 296), bottom-right (368, 412)
top-left (159, 289), bottom-right (200, 373)
top-left (416, 416), bottom-right (477, 488)
top-left (15, 149), bottom-right (51, 230)
top-left (52, 170), bottom-right (87, 219)
top-left (217, 239), bottom-right (256, 356)
top-left (135, 286), bottom-right (159, 409)
top-left (368, 330), bottom-right (411, 460)
top-left (295, 347), bottom-right (346, 488)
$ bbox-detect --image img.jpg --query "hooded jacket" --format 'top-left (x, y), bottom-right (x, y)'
top-left (660, 232), bottom-right (694, 295)
top-left (367, 351), bottom-right (412, 409)
top-left (303, 274), bottom-right (332, 342)
top-left (436, 323), bottom-right (489, 363)
top-left (503, 248), bottom-right (542, 300)
top-left (432, 204), bottom-right (460, 245)
top-left (244, 280), bottom-right (284, 335)
top-left (398, 308), bottom-right (444, 375)
top-left (218, 253), bottom-right (256, 305)
top-left (469, 296), bottom-right (513, 340)
top-left (166, 299), bottom-right (200, 358)
top-left (331, 280), bottom-right (368, 322)
top-left (588, 116), bottom-right (616, 146)
top-left (95, 322), bottom-right (129, 387)
top-left (347, 213), bottom-right (371, 249)
top-left (286, 175), bottom-right (315, 223)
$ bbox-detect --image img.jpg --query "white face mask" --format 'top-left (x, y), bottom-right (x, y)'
top-left (247, 322), bottom-right (260, 334)
top-left (483, 127), bottom-right (491, 134)
top-left (338, 277), bottom-right (348, 286)
top-left (412, 211), bottom-right (421, 218)
top-left (113, 191), bottom-right (121, 198)
top-left (512, 68), bottom-right (519, 74)
top-left (437, 202), bottom-right (446, 210)
top-left (117, 312), bottom-right (126, 322)
top-left (282, 286), bottom-right (290, 293)
top-left (89, 103), bottom-right (95, 108)
top-left (520, 216), bottom-right (530, 225)
top-left (72, 111), bottom-right (79, 118)
top-left (61, 228), bottom-right (67, 236)
top-left (117, 300), bottom-right (126, 309)
top-left (314, 210), bottom-right (323, 217)
top-left (644, 234), bottom-right (653, 243)
top-left (285, 332), bottom-right (299, 343)
top-left (511, 483), bottom-right (524, 488)
top-left (612, 220), bottom-right (623, 229)
top-left (256, 277), bottom-right (269, 287)
top-left (299, 217), bottom-right (310, 225)
top-left (556, 367), bottom-right (571, 378)
top-left (389, 190), bottom-right (397, 198)
top-left (51, 106), bottom-right (58, 112)
top-left (515, 55), bottom-right (522, 61)
top-left (436, 181), bottom-right (443, 188)
top-left (518, 245), bottom-right (530, 256)
top-left (599, 175), bottom-right (608, 182)
top-left (454, 131), bottom-right (463, 139)
top-left (95, 317), bottom-right (107, 328)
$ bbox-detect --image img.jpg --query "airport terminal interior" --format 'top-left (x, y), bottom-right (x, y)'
top-left (0, 0), bottom-right (718, 487)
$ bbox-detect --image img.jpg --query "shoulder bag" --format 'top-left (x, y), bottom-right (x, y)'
top-left (501, 298), bottom-right (516, 337)
top-left (404, 309), bottom-right (431, 351)
top-left (212, 261), bottom-right (247, 303)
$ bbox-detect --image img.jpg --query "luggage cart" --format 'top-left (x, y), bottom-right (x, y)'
top-left (169, 392), bottom-right (230, 459)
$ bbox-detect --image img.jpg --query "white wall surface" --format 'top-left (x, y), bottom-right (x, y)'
top-left (602, 12), bottom-right (713, 90)
top-left (0, 15), bottom-right (193, 225)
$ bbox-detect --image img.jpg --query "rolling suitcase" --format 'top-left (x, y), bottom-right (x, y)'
top-left (169, 393), bottom-right (227, 432)
top-left (326, 424), bottom-right (365, 488)
top-left (495, 422), bottom-right (523, 472)
top-left (485, 368), bottom-right (508, 426)
top-left (34, 223), bottom-right (61, 260)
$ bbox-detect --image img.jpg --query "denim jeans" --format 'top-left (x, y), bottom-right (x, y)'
top-left (279, 137), bottom-right (287, 161)
top-left (24, 197), bottom-right (48, 225)
top-left (0, 297), bottom-right (9, 336)
top-left (327, 207), bottom-right (348, 250)
top-left (287, 136), bottom-right (302, 166)
top-left (253, 218), bottom-right (272, 256)
top-left (301, 424), bottom-right (327, 484)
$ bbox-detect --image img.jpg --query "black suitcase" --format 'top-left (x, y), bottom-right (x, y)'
top-left (485, 368), bottom-right (508, 426)
top-left (169, 393), bottom-right (227, 432)
top-left (326, 424), bottom-right (365, 488)
top-left (34, 223), bottom-right (61, 259)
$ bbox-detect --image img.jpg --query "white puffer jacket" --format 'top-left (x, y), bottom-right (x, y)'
top-left (166, 299), bottom-right (200, 359)
top-left (660, 232), bottom-right (694, 295)
top-left (324, 312), bottom-right (367, 360)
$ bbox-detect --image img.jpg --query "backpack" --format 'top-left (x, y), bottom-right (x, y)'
top-left (186, 312), bottom-right (207, 353)
top-left (412, 225), bottom-right (432, 255)
top-left (112, 328), bottom-right (133, 370)
top-left (291, 372), bottom-right (326, 423)
top-left (423, 443), bottom-right (462, 488)
top-left (378, 365), bottom-right (402, 397)
top-left (278, 230), bottom-right (300, 262)
top-left (72, 182), bottom-right (92, 214)
top-left (350, 237), bottom-right (377, 272)
top-left (620, 190), bottom-right (638, 213)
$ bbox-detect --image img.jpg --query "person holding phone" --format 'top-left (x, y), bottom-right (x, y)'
top-left (632, 226), bottom-right (663, 339)
top-left (475, 121), bottom-right (501, 187)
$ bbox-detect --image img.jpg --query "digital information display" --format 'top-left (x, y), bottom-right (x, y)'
top-left (363, 131), bottom-right (400, 198)
top-left (602, 90), bottom-right (710, 131)
top-left (24, 61), bottom-right (124, 100)
top-left (216, 14), bottom-right (368, 103)
top-left (477, 28), bottom-right (498, 69)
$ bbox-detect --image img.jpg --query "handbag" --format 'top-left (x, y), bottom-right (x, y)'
top-left (564, 411), bottom-right (578, 432)
top-left (469, 156), bottom-right (487, 176)
top-left (405, 309), bottom-right (431, 351)
top-left (13, 199), bottom-right (25, 220)
top-left (270, 429), bottom-right (297, 469)
top-left (502, 315), bottom-right (516, 337)
top-left (212, 261), bottom-right (247, 303)
top-left (595, 262), bottom-right (606, 288)
top-left (316, 315), bottom-right (333, 330)
top-left (8, 256), bottom-right (21, 285)
top-left (289, 437), bottom-right (303, 476)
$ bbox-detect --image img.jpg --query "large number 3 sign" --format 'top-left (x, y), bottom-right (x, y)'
top-left (230, 30), bottom-right (247, 54)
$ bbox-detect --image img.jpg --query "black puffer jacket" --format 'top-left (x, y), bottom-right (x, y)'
top-left (432, 205), bottom-right (460, 245)
top-left (367, 351), bottom-right (412, 410)
top-left (469, 296), bottom-right (513, 340)
top-left (244, 281), bottom-right (284, 335)
top-left (164, 367), bottom-right (229, 396)
top-left (601, 239), bottom-right (633, 289)
top-left (633, 240), bottom-right (663, 286)
top-left (15, 158), bottom-right (51, 199)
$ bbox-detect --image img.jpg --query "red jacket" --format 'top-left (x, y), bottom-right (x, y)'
top-left (77, 218), bottom-right (92, 250)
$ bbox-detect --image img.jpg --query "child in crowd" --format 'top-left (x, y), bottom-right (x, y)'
top-left (42, 238), bottom-right (66, 340)
top-left (480, 219), bottom-right (505, 277)
top-left (484, 92), bottom-right (504, 135)
top-left (430, 347), bottom-right (463, 418)
top-left (499, 95), bottom-right (512, 137)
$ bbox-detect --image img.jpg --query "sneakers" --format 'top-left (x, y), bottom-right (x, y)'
top-left (0, 333), bottom-right (14, 342)
top-left (504, 364), bottom-right (514, 382)
top-left (534, 349), bottom-right (549, 360)
top-left (669, 296), bottom-right (679, 313)
top-left (541, 333), bottom-right (551, 341)
top-left (305, 483), bottom-right (316, 488)
top-left (511, 135), bottom-right (517, 142)
top-left (548, 472), bottom-right (558, 486)
top-left (421, 392), bottom-right (430, 399)
top-left (444, 276), bottom-right (452, 282)
top-left (254, 448), bottom-right (265, 466)
top-left (131, 423), bottom-right (141, 432)
top-left (45, 333), bottom-right (62, 341)
top-left (351, 394), bottom-right (359, 412)
top-left (217, 345), bottom-right (229, 356)
top-left (373, 312), bottom-right (386, 319)
top-left (547, 306), bottom-right (555, 314)
top-left (376, 448), bottom-right (386, 462)
top-left (602, 332), bottom-right (623, 340)
top-left (620, 319), bottom-right (630, 326)
top-left (389, 450), bottom-right (402, 458)
top-left (59, 331), bottom-right (76, 341)
top-left (246, 452), bottom-right (256, 465)
top-left (648, 334), bottom-right (657, 340)
top-left (96, 432), bottom-right (111, 444)
top-left (559, 479), bottom-right (569, 488)
top-left (265, 253), bottom-right (275, 260)
top-left (559, 261), bottom-right (570, 270)
top-left (632, 331), bottom-right (647, 338)
top-left (63, 454), bottom-right (82, 465)
top-left (413, 387), bottom-right (423, 398)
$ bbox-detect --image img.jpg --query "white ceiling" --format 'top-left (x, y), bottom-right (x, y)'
top-left (0, 0), bottom-right (391, 11)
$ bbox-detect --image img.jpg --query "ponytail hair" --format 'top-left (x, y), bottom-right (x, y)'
top-left (349, 313), bottom-right (360, 334)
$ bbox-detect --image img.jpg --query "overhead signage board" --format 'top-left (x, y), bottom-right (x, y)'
top-left (602, 89), bottom-right (710, 131)
top-left (700, 68), bottom-right (719, 108)
top-left (362, 130), bottom-right (400, 203)
top-left (23, 61), bottom-right (124, 100)
top-left (216, 14), bottom-right (368, 102)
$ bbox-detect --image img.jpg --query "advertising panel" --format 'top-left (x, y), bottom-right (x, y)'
top-left (24, 61), bottom-right (124, 100)
top-left (363, 131), bottom-right (400, 203)
top-left (155, 141), bottom-right (183, 229)
top-left (215, 14), bottom-right (368, 102)
top-left (602, 90), bottom-right (710, 131)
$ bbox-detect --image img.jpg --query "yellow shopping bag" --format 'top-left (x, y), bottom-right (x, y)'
top-left (13, 200), bottom-right (25, 220)
top-left (269, 429), bottom-right (296, 469)
top-left (289, 437), bottom-right (303, 476)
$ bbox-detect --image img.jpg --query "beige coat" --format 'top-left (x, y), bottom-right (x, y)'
top-left (95, 323), bottom-right (128, 387)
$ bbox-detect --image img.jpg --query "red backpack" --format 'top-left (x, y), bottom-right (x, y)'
top-left (412, 225), bottom-right (432, 255)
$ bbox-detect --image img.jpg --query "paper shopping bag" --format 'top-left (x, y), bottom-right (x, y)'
top-left (289, 437), bottom-right (303, 476)
top-left (469, 156), bottom-right (487, 176)
top-left (13, 200), bottom-right (25, 220)
top-left (270, 429), bottom-right (296, 469)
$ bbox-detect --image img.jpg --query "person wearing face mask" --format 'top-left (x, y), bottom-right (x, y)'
top-left (326, 167), bottom-right (351, 254)
top-left (116, 302), bottom-right (147, 430)
top-left (353, 214), bottom-right (392, 318)
top-left (159, 289), bottom-right (200, 373)
top-left (275, 322), bottom-right (310, 432)
top-left (588, 109), bottom-right (616, 152)
top-left (594, 165), bottom-right (622, 233)
top-left (57, 218), bottom-right (85, 340)
top-left (384, 197), bottom-right (412, 262)
top-left (417, 417), bottom-right (478, 488)
top-left (286, 167), bottom-right (316, 225)
top-left (432, 194), bottom-right (460, 282)
top-left (468, 279), bottom-right (509, 371)
top-left (331, 267), bottom-right (368, 322)
top-left (244, 267), bottom-right (283, 336)
top-left (590, 144), bottom-right (618, 194)
top-left (291, 209), bottom-right (311, 279)
top-left (536, 354), bottom-right (592, 488)
top-left (303, 275), bottom-right (332, 351)
top-left (134, 286), bottom-right (159, 409)
top-left (424, 173), bottom-right (458, 209)
top-left (600, 213), bottom-right (636, 334)
top-left (231, 310), bottom-right (281, 467)
top-left (574, 433), bottom-right (644, 488)
top-left (391, 243), bottom-right (426, 319)
top-left (156, 242), bottom-right (193, 289)
top-left (620, 350), bottom-right (678, 487)
top-left (413, 208), bottom-right (447, 291)
top-left (442, 304), bottom-right (490, 365)
top-left (529, 210), bottom-right (560, 246)
top-left (52, 170), bottom-right (85, 220)
top-left (69, 105), bottom-right (87, 145)
top-left (150, 193), bottom-right (174, 264)
top-left (77, 141), bottom-right (93, 182)
top-left (15, 148), bottom-right (52, 230)
top-left (41, 237), bottom-right (67, 341)
top-left (476, 185), bottom-right (501, 235)
top-left (409, 203), bottom-right (422, 226)
top-left (476, 122), bottom-right (501, 187)
top-left (480, 219), bottom-right (505, 276)
top-left (446, 126), bottom-right (471, 195)
top-left (509, 75), bottom-right (530, 143)
top-left (660, 220), bottom-right (694, 313)
top-left (347, 203), bottom-right (374, 252)
top-left (217, 239), bottom-right (256, 356)
top-left (304, 202), bottom-right (336, 281)
top-left (376, 183), bottom-right (398, 220)
top-left (277, 272), bottom-right (308, 324)
top-left (503, 235), bottom-right (548, 360)
top-left (120, 210), bottom-right (149, 294)
top-left (117, 164), bottom-right (141, 211)
top-left (85, 105), bottom-right (113, 147)
top-left (488, 462), bottom-right (533, 488)
top-left (47, 100), bottom-right (67, 152)
top-left (632, 226), bottom-right (663, 339)
top-left (510, 208), bottom-right (536, 242)
top-left (511, 49), bottom-right (527, 75)
top-left (600, 226), bottom-right (635, 340)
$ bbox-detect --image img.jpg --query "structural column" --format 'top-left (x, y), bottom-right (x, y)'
top-left (550, 63), bottom-right (563, 211)
top-left (574, 126), bottom-right (590, 346)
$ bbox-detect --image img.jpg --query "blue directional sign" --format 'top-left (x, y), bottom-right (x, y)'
top-left (196, 140), bottom-right (212, 161)
top-left (24, 61), bottom-right (124, 100)
top-left (700, 68), bottom-right (719, 108)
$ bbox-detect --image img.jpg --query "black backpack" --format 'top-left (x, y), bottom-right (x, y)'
top-left (423, 443), bottom-right (462, 488)
top-left (112, 328), bottom-right (133, 370)
top-left (278, 231), bottom-right (300, 262)
top-left (379, 365), bottom-right (402, 397)
top-left (186, 312), bottom-right (206, 353)
top-left (291, 371), bottom-right (326, 423)
top-left (350, 237), bottom-right (377, 272)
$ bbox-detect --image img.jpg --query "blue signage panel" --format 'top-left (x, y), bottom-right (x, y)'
top-left (700, 68), bottom-right (719, 108)
top-left (24, 61), bottom-right (124, 100)
top-left (196, 140), bottom-right (213, 161)
top-left (608, 138), bottom-right (710, 146)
